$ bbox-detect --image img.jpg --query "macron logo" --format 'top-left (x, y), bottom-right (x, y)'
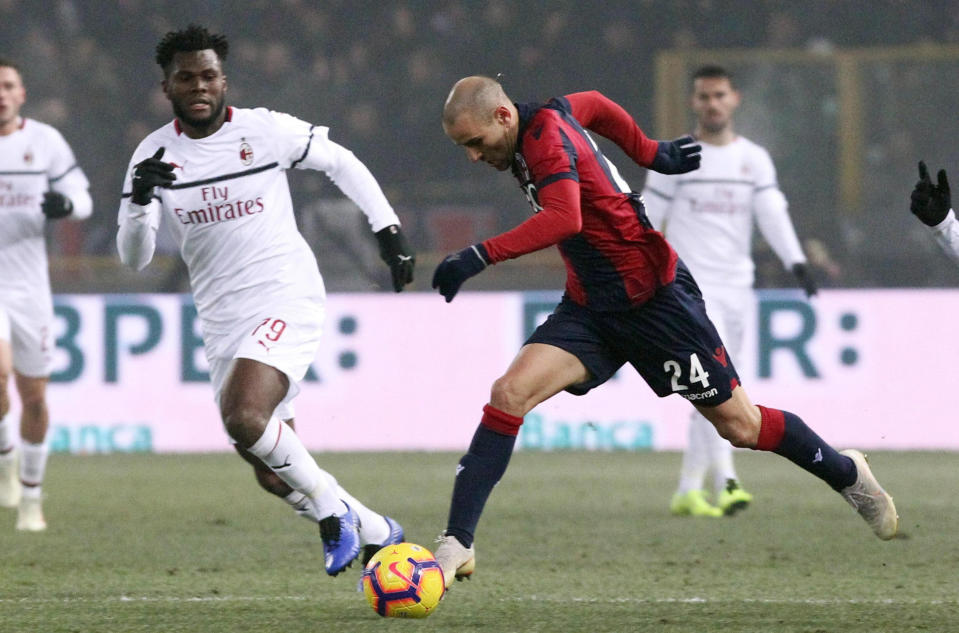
top-left (813, 448), bottom-right (823, 464)
top-left (713, 346), bottom-right (728, 368)
top-left (455, 464), bottom-right (465, 476)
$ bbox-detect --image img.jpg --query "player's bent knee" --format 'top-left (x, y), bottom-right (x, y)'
top-left (222, 407), bottom-right (270, 448)
top-left (489, 375), bottom-right (532, 416)
top-left (724, 426), bottom-right (756, 448)
top-left (712, 418), bottom-right (758, 448)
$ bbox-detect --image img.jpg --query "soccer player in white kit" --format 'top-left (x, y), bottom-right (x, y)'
top-left (0, 58), bottom-right (92, 532)
top-left (642, 65), bottom-right (817, 517)
top-left (116, 26), bottom-right (413, 575)
top-left (910, 161), bottom-right (959, 262)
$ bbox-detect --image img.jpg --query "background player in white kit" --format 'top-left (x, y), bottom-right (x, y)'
top-left (642, 65), bottom-right (817, 517)
top-left (0, 57), bottom-right (92, 531)
top-left (117, 26), bottom-right (414, 575)
top-left (910, 161), bottom-right (959, 262)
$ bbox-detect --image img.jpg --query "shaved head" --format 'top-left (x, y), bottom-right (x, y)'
top-left (443, 75), bottom-right (511, 128)
top-left (443, 75), bottom-right (520, 171)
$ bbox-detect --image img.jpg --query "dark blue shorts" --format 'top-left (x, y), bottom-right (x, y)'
top-left (525, 261), bottom-right (740, 406)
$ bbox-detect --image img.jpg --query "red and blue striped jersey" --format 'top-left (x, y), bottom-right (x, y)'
top-left (482, 91), bottom-right (677, 310)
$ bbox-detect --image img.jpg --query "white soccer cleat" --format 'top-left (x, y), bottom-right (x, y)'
top-left (0, 450), bottom-right (21, 508)
top-left (434, 533), bottom-right (475, 590)
top-left (839, 449), bottom-right (898, 540)
top-left (16, 495), bottom-right (47, 532)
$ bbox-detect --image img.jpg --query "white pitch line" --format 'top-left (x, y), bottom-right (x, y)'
top-left (0, 595), bottom-right (311, 605)
top-left (1, 595), bottom-right (956, 606)
top-left (509, 596), bottom-right (959, 606)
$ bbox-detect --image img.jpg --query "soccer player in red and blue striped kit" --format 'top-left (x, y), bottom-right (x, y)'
top-left (431, 75), bottom-right (899, 589)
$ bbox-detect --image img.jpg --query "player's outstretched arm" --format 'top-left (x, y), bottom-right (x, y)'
top-left (432, 244), bottom-right (489, 303)
top-left (649, 135), bottom-right (701, 175)
top-left (913, 161), bottom-right (959, 262)
top-left (911, 161), bottom-right (951, 227)
top-left (564, 92), bottom-right (699, 174)
top-left (432, 180), bottom-right (585, 303)
top-left (375, 224), bottom-right (415, 292)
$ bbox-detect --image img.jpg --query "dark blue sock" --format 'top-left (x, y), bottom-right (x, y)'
top-left (445, 423), bottom-right (517, 548)
top-left (773, 410), bottom-right (856, 491)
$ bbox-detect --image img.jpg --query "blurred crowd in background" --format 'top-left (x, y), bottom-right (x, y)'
top-left (3, 0), bottom-right (959, 291)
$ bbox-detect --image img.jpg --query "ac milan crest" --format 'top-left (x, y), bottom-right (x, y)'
top-left (239, 142), bottom-right (254, 166)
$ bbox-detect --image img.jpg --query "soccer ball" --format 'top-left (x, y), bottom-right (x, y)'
top-left (361, 542), bottom-right (444, 618)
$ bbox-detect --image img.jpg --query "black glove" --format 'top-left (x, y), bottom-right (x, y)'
top-left (432, 243), bottom-right (489, 303)
top-left (374, 224), bottom-right (415, 292)
top-left (910, 161), bottom-right (951, 227)
top-left (131, 147), bottom-right (176, 205)
top-left (41, 191), bottom-right (73, 219)
top-left (650, 135), bottom-right (702, 175)
top-left (792, 263), bottom-right (817, 298)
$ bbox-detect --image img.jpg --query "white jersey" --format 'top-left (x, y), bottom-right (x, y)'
top-left (117, 107), bottom-right (400, 337)
top-left (0, 118), bottom-right (91, 297)
top-left (930, 209), bottom-right (959, 264)
top-left (642, 135), bottom-right (805, 288)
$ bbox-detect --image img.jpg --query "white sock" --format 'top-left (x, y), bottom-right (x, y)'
top-left (677, 412), bottom-right (711, 494)
top-left (337, 485), bottom-right (389, 545)
top-left (247, 417), bottom-right (347, 518)
top-left (284, 490), bottom-right (323, 522)
top-left (0, 417), bottom-right (14, 453)
top-left (20, 440), bottom-right (48, 491)
top-left (284, 485), bottom-right (387, 544)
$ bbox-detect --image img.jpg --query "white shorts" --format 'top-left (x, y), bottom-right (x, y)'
top-left (0, 294), bottom-right (54, 377)
top-left (698, 284), bottom-right (753, 361)
top-left (205, 298), bottom-right (325, 422)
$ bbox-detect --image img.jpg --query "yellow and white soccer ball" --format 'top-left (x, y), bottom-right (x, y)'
top-left (361, 542), bottom-right (445, 618)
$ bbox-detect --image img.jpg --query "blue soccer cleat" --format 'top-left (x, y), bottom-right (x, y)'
top-left (361, 515), bottom-right (405, 567)
top-left (319, 504), bottom-right (361, 576)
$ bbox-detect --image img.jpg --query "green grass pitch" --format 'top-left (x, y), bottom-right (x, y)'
top-left (1, 450), bottom-right (957, 632)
